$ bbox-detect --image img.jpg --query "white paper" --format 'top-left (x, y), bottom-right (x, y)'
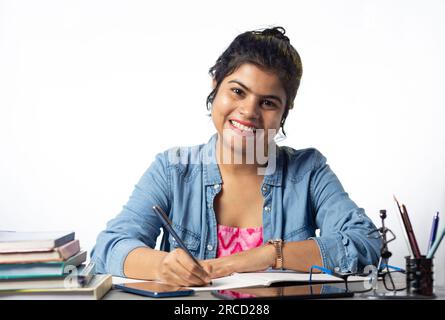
top-left (112, 276), bottom-right (148, 285)
top-left (191, 271), bottom-right (366, 291)
top-left (112, 271), bottom-right (368, 292)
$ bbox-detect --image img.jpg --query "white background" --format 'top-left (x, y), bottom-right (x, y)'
top-left (1, 0), bottom-right (444, 286)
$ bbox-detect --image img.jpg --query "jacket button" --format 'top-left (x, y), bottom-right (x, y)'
top-left (264, 206), bottom-right (271, 212)
top-left (213, 184), bottom-right (219, 189)
top-left (262, 186), bottom-right (268, 192)
top-left (207, 244), bottom-right (213, 251)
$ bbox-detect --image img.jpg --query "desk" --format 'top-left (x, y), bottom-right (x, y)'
top-left (103, 281), bottom-right (445, 300)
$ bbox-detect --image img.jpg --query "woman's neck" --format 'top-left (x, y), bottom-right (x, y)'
top-left (216, 137), bottom-right (267, 177)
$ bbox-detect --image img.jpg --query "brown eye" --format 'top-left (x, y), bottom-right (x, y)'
top-left (262, 99), bottom-right (276, 108)
top-left (231, 88), bottom-right (243, 95)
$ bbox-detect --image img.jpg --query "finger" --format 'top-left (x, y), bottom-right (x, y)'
top-left (199, 258), bottom-right (232, 278)
top-left (162, 258), bottom-right (199, 287)
top-left (159, 254), bottom-right (191, 287)
top-left (172, 249), bottom-right (211, 282)
top-left (175, 249), bottom-right (211, 282)
top-left (167, 250), bottom-right (208, 285)
top-left (158, 263), bottom-right (188, 287)
top-left (174, 257), bottom-right (209, 286)
top-left (207, 267), bottom-right (228, 279)
top-left (164, 268), bottom-right (190, 287)
top-left (200, 261), bottom-right (213, 276)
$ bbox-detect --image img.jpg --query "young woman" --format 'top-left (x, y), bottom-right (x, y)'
top-left (91, 27), bottom-right (381, 287)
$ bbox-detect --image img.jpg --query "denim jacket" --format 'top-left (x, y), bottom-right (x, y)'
top-left (91, 134), bottom-right (381, 277)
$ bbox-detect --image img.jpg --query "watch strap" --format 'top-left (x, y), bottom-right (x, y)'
top-left (267, 239), bottom-right (284, 270)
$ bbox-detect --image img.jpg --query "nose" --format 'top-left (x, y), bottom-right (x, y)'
top-left (238, 96), bottom-right (260, 120)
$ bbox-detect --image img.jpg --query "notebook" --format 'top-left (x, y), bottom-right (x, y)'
top-left (0, 274), bottom-right (112, 300)
top-left (0, 240), bottom-right (80, 264)
top-left (189, 271), bottom-right (368, 291)
top-left (112, 270), bottom-right (369, 292)
top-left (0, 251), bottom-right (87, 280)
top-left (0, 231), bottom-right (75, 253)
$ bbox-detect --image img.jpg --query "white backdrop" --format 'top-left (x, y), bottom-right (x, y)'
top-left (1, 0), bottom-right (444, 286)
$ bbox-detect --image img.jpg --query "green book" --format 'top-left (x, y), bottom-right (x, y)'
top-left (0, 262), bottom-right (95, 291)
top-left (0, 251), bottom-right (86, 280)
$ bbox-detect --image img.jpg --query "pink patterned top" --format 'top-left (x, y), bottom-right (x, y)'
top-left (216, 224), bottom-right (264, 258)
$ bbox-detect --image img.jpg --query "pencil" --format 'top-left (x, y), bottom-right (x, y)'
top-left (393, 195), bottom-right (414, 257)
top-left (401, 203), bottom-right (422, 258)
top-left (152, 205), bottom-right (212, 284)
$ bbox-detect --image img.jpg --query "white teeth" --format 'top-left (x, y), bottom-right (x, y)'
top-left (230, 120), bottom-right (255, 132)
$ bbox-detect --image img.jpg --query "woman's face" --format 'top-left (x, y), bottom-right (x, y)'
top-left (211, 63), bottom-right (287, 162)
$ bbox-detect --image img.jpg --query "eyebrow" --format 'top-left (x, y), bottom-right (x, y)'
top-left (227, 80), bottom-right (284, 106)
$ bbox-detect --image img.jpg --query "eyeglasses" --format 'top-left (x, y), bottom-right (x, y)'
top-left (309, 264), bottom-right (406, 293)
top-left (379, 264), bottom-right (406, 292)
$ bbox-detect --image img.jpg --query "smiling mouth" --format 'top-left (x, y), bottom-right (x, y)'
top-left (229, 120), bottom-right (257, 133)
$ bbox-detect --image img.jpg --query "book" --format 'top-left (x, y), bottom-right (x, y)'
top-left (0, 231), bottom-right (75, 253)
top-left (0, 240), bottom-right (80, 264)
top-left (0, 262), bottom-right (95, 291)
top-left (112, 270), bottom-right (370, 292)
top-left (188, 271), bottom-right (369, 291)
top-left (0, 274), bottom-right (112, 300)
top-left (0, 251), bottom-right (87, 280)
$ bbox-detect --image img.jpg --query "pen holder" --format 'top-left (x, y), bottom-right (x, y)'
top-left (405, 256), bottom-right (434, 296)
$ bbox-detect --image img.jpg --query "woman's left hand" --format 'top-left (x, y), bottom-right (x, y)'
top-left (200, 244), bottom-right (276, 279)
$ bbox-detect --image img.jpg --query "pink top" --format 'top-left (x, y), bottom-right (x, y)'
top-left (216, 224), bottom-right (264, 258)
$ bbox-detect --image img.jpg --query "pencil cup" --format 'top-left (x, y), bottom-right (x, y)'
top-left (405, 256), bottom-right (434, 296)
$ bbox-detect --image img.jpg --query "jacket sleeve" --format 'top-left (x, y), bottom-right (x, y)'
top-left (90, 151), bottom-right (170, 277)
top-left (309, 151), bottom-right (381, 273)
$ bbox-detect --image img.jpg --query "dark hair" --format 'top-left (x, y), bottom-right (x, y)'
top-left (206, 26), bottom-right (303, 135)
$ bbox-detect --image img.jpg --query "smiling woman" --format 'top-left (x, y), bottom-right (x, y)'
top-left (212, 64), bottom-right (286, 168)
top-left (91, 26), bottom-right (382, 287)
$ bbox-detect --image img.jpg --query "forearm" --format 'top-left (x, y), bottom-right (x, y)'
top-left (242, 239), bottom-right (323, 272)
top-left (237, 239), bottom-right (323, 272)
top-left (202, 239), bottom-right (323, 278)
top-left (281, 239), bottom-right (322, 272)
top-left (123, 247), bottom-right (168, 280)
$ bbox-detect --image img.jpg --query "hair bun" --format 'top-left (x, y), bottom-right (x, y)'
top-left (259, 26), bottom-right (290, 42)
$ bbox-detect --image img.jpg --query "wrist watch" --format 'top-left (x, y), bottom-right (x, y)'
top-left (267, 239), bottom-right (284, 270)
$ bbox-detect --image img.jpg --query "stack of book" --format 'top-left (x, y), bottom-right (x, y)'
top-left (0, 231), bottom-right (111, 300)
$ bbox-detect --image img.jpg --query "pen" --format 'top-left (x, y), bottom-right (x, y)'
top-left (427, 223), bottom-right (445, 259)
top-left (427, 212), bottom-right (440, 252)
top-left (152, 205), bottom-right (210, 282)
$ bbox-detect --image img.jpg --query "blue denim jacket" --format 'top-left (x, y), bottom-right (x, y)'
top-left (91, 134), bottom-right (381, 277)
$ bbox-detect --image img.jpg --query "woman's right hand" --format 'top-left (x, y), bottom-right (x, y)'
top-left (157, 248), bottom-right (212, 286)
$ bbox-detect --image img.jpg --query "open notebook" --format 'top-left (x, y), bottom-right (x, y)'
top-left (112, 270), bottom-right (368, 292)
